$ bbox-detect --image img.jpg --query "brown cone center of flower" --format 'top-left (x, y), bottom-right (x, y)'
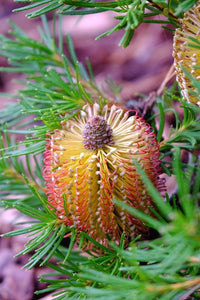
top-left (82, 116), bottom-right (114, 150)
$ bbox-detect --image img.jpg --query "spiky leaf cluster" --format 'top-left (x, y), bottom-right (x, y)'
top-left (13, 0), bottom-right (199, 47)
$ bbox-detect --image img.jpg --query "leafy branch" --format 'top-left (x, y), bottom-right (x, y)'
top-left (159, 100), bottom-right (200, 150)
top-left (0, 2), bottom-right (200, 299)
top-left (146, 86), bottom-right (200, 176)
top-left (12, 0), bottom-right (198, 47)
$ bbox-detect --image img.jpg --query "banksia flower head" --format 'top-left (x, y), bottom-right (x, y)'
top-left (43, 103), bottom-right (166, 247)
top-left (173, 1), bottom-right (200, 106)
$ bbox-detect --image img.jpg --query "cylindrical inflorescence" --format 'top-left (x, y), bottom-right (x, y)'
top-left (43, 103), bottom-right (166, 248)
top-left (173, 1), bottom-right (200, 106)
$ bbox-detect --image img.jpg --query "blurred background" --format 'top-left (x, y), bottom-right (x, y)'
top-left (0, 1), bottom-right (174, 299)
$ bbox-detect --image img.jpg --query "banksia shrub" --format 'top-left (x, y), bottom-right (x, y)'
top-left (43, 103), bottom-right (166, 247)
top-left (2, 2), bottom-right (200, 299)
top-left (173, 1), bottom-right (200, 106)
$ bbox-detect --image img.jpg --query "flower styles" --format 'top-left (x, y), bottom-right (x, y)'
top-left (173, 1), bottom-right (200, 106)
top-left (43, 103), bottom-right (166, 247)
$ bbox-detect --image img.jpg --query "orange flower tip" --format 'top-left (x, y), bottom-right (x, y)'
top-left (43, 103), bottom-right (167, 249)
top-left (173, 1), bottom-right (200, 106)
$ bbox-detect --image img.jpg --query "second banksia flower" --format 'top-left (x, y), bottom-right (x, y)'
top-left (173, 1), bottom-right (200, 106)
top-left (43, 103), bottom-right (166, 247)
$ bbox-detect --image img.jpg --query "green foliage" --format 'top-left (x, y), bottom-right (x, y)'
top-left (13, 0), bottom-right (198, 47)
top-left (3, 205), bottom-right (70, 269)
top-left (171, 0), bottom-right (199, 16)
top-left (34, 156), bottom-right (200, 299)
top-left (0, 3), bottom-right (200, 300)
top-left (148, 86), bottom-right (200, 176)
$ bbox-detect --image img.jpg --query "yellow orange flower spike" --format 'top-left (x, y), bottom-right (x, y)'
top-left (173, 1), bottom-right (200, 106)
top-left (43, 103), bottom-right (166, 248)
